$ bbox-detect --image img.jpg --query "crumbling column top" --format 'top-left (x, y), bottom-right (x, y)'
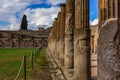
top-left (60, 3), bottom-right (66, 6)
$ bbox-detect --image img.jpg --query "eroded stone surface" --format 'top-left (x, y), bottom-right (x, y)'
top-left (98, 20), bottom-right (120, 80)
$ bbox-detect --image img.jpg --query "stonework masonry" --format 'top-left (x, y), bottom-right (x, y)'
top-left (74, 0), bottom-right (91, 80)
top-left (64, 0), bottom-right (75, 69)
top-left (48, 0), bottom-right (120, 80)
top-left (48, 0), bottom-right (97, 80)
top-left (98, 0), bottom-right (120, 80)
top-left (0, 29), bottom-right (50, 48)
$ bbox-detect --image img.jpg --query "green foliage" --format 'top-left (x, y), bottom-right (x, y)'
top-left (20, 14), bottom-right (28, 30)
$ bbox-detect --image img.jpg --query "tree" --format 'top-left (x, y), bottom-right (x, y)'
top-left (20, 14), bottom-right (28, 30)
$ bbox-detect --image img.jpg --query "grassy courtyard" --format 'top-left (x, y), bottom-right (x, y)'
top-left (0, 48), bottom-right (34, 80)
top-left (0, 48), bottom-right (52, 80)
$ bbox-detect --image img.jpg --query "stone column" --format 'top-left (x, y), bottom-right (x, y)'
top-left (57, 12), bottom-right (61, 41)
top-left (109, 0), bottom-right (114, 18)
top-left (99, 0), bottom-right (107, 23)
top-left (59, 4), bottom-right (66, 66)
top-left (57, 12), bottom-right (61, 63)
top-left (98, 0), bottom-right (102, 24)
top-left (64, 0), bottom-right (75, 69)
top-left (101, 0), bottom-right (105, 21)
top-left (54, 18), bottom-right (58, 61)
top-left (98, 0), bottom-right (120, 80)
top-left (49, 25), bottom-right (54, 56)
top-left (105, 0), bottom-right (109, 20)
top-left (99, 0), bottom-right (118, 24)
top-left (74, 0), bottom-right (91, 80)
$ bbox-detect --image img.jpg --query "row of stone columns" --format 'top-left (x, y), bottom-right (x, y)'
top-left (48, 0), bottom-right (91, 80)
top-left (48, 3), bottom-right (66, 68)
top-left (48, 0), bottom-right (120, 80)
top-left (99, 0), bottom-right (118, 25)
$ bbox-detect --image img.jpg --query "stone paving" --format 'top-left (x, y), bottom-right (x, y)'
top-left (91, 53), bottom-right (97, 80)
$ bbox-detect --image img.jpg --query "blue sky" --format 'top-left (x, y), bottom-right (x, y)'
top-left (0, 0), bottom-right (98, 30)
top-left (90, 0), bottom-right (98, 20)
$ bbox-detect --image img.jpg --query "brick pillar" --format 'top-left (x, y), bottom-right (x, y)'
top-left (74, 0), bottom-right (91, 80)
top-left (64, 0), bottom-right (75, 69)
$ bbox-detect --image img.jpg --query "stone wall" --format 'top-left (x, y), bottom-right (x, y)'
top-left (0, 29), bottom-right (49, 48)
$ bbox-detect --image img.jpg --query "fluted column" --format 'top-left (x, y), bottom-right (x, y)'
top-left (114, 0), bottom-right (118, 18)
top-left (74, 0), bottom-right (91, 80)
top-left (99, 0), bottom-right (118, 26)
top-left (98, 0), bottom-right (102, 24)
top-left (56, 12), bottom-right (61, 63)
top-left (64, 0), bottom-right (75, 69)
top-left (57, 12), bottom-right (61, 41)
top-left (59, 4), bottom-right (66, 66)
top-left (53, 18), bottom-right (58, 60)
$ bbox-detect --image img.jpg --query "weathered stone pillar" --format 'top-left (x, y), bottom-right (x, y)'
top-left (74, 0), bottom-right (91, 80)
top-left (57, 12), bottom-right (61, 64)
top-left (57, 12), bottom-right (61, 41)
top-left (109, 0), bottom-right (114, 18)
top-left (54, 18), bottom-right (58, 61)
top-left (64, 0), bottom-right (75, 69)
top-left (98, 0), bottom-right (120, 80)
top-left (59, 4), bottom-right (66, 66)
top-left (49, 25), bottom-right (54, 56)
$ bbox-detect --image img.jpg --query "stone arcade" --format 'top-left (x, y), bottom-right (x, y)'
top-left (48, 0), bottom-right (120, 80)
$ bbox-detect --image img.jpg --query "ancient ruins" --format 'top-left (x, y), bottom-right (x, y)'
top-left (0, 27), bottom-right (50, 48)
top-left (1, 0), bottom-right (120, 80)
top-left (98, 0), bottom-right (120, 80)
top-left (48, 0), bottom-right (120, 80)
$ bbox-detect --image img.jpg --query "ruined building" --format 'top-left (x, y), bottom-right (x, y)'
top-left (48, 0), bottom-right (120, 80)
top-left (0, 27), bottom-right (51, 48)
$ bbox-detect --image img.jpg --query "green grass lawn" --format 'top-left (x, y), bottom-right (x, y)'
top-left (0, 48), bottom-right (35, 80)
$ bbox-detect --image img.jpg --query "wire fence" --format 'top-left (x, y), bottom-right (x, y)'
top-left (14, 46), bottom-right (41, 80)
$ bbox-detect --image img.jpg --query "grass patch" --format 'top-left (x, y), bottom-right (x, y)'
top-left (29, 48), bottom-right (53, 80)
top-left (0, 48), bottom-right (52, 80)
top-left (0, 48), bottom-right (34, 80)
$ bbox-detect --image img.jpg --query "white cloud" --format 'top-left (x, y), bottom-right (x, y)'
top-left (0, 26), bottom-right (10, 30)
top-left (0, 0), bottom-right (32, 30)
top-left (90, 18), bottom-right (98, 25)
top-left (46, 0), bottom-right (66, 5)
top-left (0, 0), bottom-right (61, 30)
top-left (23, 7), bottom-right (60, 30)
